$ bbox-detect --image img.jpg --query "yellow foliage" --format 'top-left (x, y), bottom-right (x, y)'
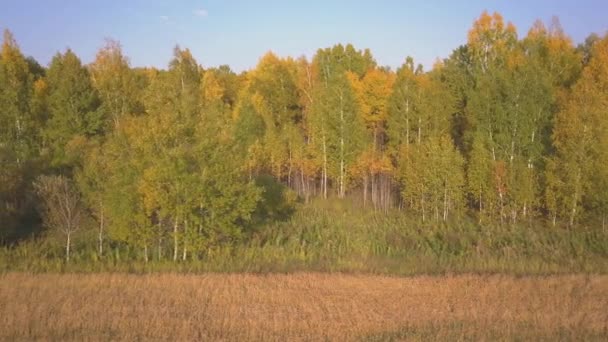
top-left (201, 71), bottom-right (225, 106)
top-left (33, 78), bottom-right (48, 95)
top-left (348, 68), bottom-right (395, 130)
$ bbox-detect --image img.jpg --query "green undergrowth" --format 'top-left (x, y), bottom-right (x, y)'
top-left (1, 200), bottom-right (607, 275)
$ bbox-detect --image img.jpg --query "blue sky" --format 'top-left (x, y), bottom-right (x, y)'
top-left (1, 0), bottom-right (607, 72)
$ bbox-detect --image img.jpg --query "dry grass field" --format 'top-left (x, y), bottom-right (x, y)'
top-left (0, 273), bottom-right (607, 341)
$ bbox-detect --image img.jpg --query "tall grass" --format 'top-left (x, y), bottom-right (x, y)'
top-left (1, 199), bottom-right (607, 275)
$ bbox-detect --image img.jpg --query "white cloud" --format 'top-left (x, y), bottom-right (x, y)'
top-left (193, 9), bottom-right (208, 17)
top-left (160, 15), bottom-right (169, 22)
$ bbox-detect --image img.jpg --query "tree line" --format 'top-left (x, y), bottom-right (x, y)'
top-left (1, 12), bottom-right (607, 261)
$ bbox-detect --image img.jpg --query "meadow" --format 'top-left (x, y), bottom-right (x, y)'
top-left (2, 200), bottom-right (607, 276)
top-left (2, 201), bottom-right (606, 340)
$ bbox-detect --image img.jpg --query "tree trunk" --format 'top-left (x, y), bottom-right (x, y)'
top-left (288, 149), bottom-right (293, 188)
top-left (435, 205), bottom-right (439, 222)
top-left (379, 175), bottom-right (384, 212)
top-left (339, 158), bottom-right (345, 198)
top-left (385, 175), bottom-right (392, 213)
top-left (66, 232), bottom-right (71, 262)
top-left (98, 202), bottom-right (104, 257)
top-left (182, 220), bottom-right (188, 261)
top-left (371, 175), bottom-right (376, 210)
top-left (443, 184), bottom-right (448, 221)
top-left (417, 117), bottom-right (421, 144)
top-left (339, 92), bottom-right (345, 199)
top-left (490, 130), bottom-right (496, 161)
top-left (499, 192), bottom-right (504, 225)
top-left (158, 237), bottom-right (163, 261)
top-left (363, 174), bottom-right (368, 207)
top-left (421, 198), bottom-right (426, 222)
top-left (144, 244), bottom-right (149, 263)
top-left (300, 168), bottom-right (307, 203)
top-left (570, 194), bottom-right (577, 227)
top-left (510, 140), bottom-right (515, 164)
top-left (173, 218), bottom-right (179, 262)
top-left (405, 97), bottom-right (410, 149)
top-left (479, 189), bottom-right (483, 224)
top-left (322, 136), bottom-right (328, 199)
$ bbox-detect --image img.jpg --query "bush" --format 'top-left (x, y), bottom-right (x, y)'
top-left (1, 199), bottom-right (607, 275)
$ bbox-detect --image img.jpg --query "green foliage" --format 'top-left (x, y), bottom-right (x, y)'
top-left (45, 49), bottom-right (101, 167)
top-left (90, 39), bottom-right (142, 128)
top-left (550, 34), bottom-right (608, 226)
top-left (1, 14), bottom-right (607, 277)
top-left (1, 200), bottom-right (607, 275)
top-left (252, 175), bottom-right (297, 224)
top-left (0, 30), bottom-right (44, 241)
top-left (0, 29), bottom-right (37, 161)
top-left (309, 45), bottom-right (372, 197)
top-left (401, 136), bottom-right (465, 222)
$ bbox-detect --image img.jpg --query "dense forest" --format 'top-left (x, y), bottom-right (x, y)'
top-left (1, 12), bottom-right (607, 267)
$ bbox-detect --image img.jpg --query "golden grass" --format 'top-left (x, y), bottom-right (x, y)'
top-left (0, 273), bottom-right (606, 341)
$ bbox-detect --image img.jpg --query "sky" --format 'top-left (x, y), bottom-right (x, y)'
top-left (1, 0), bottom-right (607, 72)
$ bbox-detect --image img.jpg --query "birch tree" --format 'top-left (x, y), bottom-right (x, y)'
top-left (90, 39), bottom-right (141, 129)
top-left (551, 34), bottom-right (608, 226)
top-left (34, 175), bottom-right (85, 261)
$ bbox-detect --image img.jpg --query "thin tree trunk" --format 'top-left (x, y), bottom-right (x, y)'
top-left (499, 192), bottom-right (504, 225)
top-left (288, 149), bottom-right (292, 188)
top-left (340, 158), bottom-right (345, 198)
top-left (66, 232), bottom-right (71, 262)
top-left (182, 220), bottom-right (188, 261)
top-left (339, 92), bottom-right (345, 198)
top-left (570, 194), bottom-right (577, 227)
top-left (386, 175), bottom-right (392, 213)
top-left (421, 198), bottom-right (426, 222)
top-left (371, 175), bottom-right (376, 210)
top-left (322, 137), bottom-right (328, 199)
top-left (98, 202), bottom-right (104, 257)
top-left (510, 140), bottom-right (515, 164)
top-left (300, 168), bottom-right (307, 203)
top-left (443, 184), bottom-right (448, 221)
top-left (490, 130), bottom-right (496, 161)
top-left (382, 174), bottom-right (388, 212)
top-left (435, 205), bottom-right (439, 222)
top-left (380, 175), bottom-right (385, 212)
top-left (381, 174), bottom-right (385, 211)
top-left (173, 218), bottom-right (179, 262)
top-left (417, 117), bottom-right (421, 144)
top-left (363, 175), bottom-right (367, 207)
top-left (479, 189), bottom-right (483, 224)
top-left (158, 237), bottom-right (163, 261)
top-left (144, 244), bottom-right (149, 263)
top-left (446, 192), bottom-right (451, 221)
top-left (405, 96), bottom-right (410, 149)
